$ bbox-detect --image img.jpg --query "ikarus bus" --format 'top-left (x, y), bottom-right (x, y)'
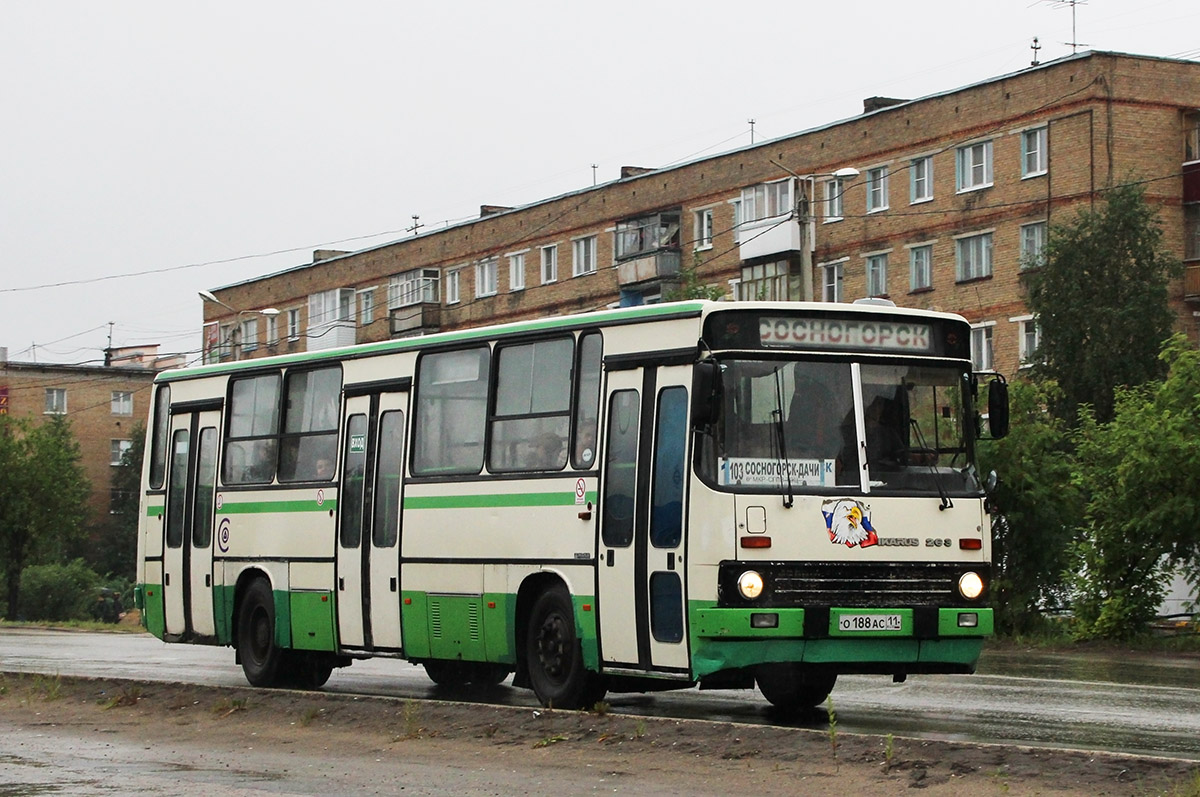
top-left (135, 299), bottom-right (1008, 712)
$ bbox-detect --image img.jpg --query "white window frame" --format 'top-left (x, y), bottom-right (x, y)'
top-left (240, 317), bottom-right (258, 353)
top-left (506, 250), bottom-right (525, 291)
top-left (694, 208), bottom-right (714, 250)
top-left (287, 308), bottom-right (301, 340)
top-left (741, 179), bottom-right (793, 224)
top-left (266, 313), bottom-right (279, 345)
top-left (819, 258), bottom-right (847, 303)
top-left (823, 178), bottom-right (844, 222)
top-left (111, 439), bottom-right (132, 466)
top-left (864, 250), bottom-right (890, 297)
top-left (45, 387), bottom-right (66, 415)
top-left (956, 140), bottom-right (994, 192)
top-left (1010, 314), bottom-right (1041, 365)
top-left (111, 390), bottom-right (133, 416)
top-left (541, 245), bottom-right (558, 284)
top-left (866, 166), bottom-right (889, 213)
top-left (970, 322), bottom-right (996, 371)
top-left (445, 269), bottom-right (461, 305)
top-left (729, 198), bottom-right (743, 243)
top-left (572, 236), bottom-right (597, 277)
top-left (359, 287), bottom-right (375, 326)
top-left (1019, 221), bottom-right (1047, 270)
top-left (388, 269), bottom-right (440, 308)
top-left (907, 242), bottom-right (934, 292)
top-left (955, 230), bottom-right (994, 282)
top-left (910, 156), bottom-right (933, 203)
top-left (1021, 126), bottom-right (1048, 178)
top-left (475, 257), bottom-right (499, 298)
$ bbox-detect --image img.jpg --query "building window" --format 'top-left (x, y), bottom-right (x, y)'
top-left (616, 212), bottom-right (680, 261)
top-left (866, 166), bottom-right (889, 212)
top-left (1020, 221), bottom-right (1048, 269)
top-left (1012, 315), bottom-right (1041, 365)
top-left (287, 308), bottom-right (301, 340)
top-left (111, 439), bottom-right (132, 466)
top-left (956, 231), bottom-right (993, 281)
top-left (866, 253), bottom-right (889, 297)
top-left (1184, 205), bottom-right (1200, 260)
top-left (44, 388), bottom-right (66, 415)
top-left (240, 317), bottom-right (258, 353)
top-left (541, 245), bottom-right (558, 284)
top-left (388, 268), bottom-right (440, 308)
top-left (111, 391), bottom-right (133, 416)
top-left (1022, 127), bottom-right (1048, 177)
top-left (359, 288), bottom-right (375, 326)
top-left (694, 208), bottom-right (714, 249)
top-left (1187, 112), bottom-right (1200, 162)
top-left (737, 260), bottom-right (793, 301)
top-left (475, 258), bottom-right (499, 297)
top-left (909, 244), bottom-right (933, 292)
top-left (911, 156), bottom-right (933, 203)
top-left (445, 270), bottom-right (461, 304)
top-left (823, 178), bottom-right (845, 222)
top-left (266, 314), bottom-right (279, 345)
top-left (730, 199), bottom-right (743, 242)
top-left (821, 261), bottom-right (845, 302)
top-left (956, 141), bottom-right (993, 191)
top-left (509, 252), bottom-right (526, 291)
top-left (741, 180), bottom-right (792, 224)
top-left (219, 323), bottom-right (234, 358)
top-left (572, 236), bottom-right (597, 276)
top-left (971, 324), bottom-right (995, 371)
top-left (308, 288), bottom-right (354, 327)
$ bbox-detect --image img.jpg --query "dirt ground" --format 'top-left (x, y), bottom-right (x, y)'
top-left (1, 672), bottom-right (1197, 796)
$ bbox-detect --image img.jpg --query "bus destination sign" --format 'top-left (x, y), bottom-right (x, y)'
top-left (759, 317), bottom-right (932, 352)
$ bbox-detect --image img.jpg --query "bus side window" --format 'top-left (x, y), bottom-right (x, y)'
top-left (571, 332), bottom-right (602, 469)
top-left (488, 338), bottom-right (572, 473)
top-left (222, 373), bottom-right (281, 485)
top-left (278, 366), bottom-right (342, 482)
top-left (148, 384), bottom-right (171, 490)
top-left (413, 347), bottom-right (491, 476)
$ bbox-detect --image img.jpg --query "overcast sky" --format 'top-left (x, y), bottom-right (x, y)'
top-left (2, 1), bottom-right (1197, 366)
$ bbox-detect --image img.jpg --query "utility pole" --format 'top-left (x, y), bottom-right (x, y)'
top-left (748, 118), bottom-right (756, 145)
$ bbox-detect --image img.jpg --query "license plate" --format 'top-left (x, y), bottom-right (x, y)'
top-left (837, 613), bottom-right (902, 632)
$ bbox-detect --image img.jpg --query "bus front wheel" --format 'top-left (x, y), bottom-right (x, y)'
top-left (237, 579), bottom-right (282, 687)
top-left (525, 586), bottom-right (606, 709)
top-left (756, 664), bottom-right (836, 714)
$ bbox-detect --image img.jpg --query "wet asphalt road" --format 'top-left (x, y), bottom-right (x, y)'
top-left (2, 628), bottom-right (1198, 761)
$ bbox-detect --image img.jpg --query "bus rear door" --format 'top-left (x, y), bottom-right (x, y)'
top-left (336, 388), bottom-right (408, 652)
top-left (597, 361), bottom-right (691, 676)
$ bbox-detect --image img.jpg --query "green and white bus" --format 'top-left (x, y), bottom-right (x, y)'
top-left (136, 299), bottom-right (1007, 711)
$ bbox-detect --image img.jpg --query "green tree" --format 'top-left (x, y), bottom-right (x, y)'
top-left (664, 253), bottom-right (726, 301)
top-left (0, 415), bottom-right (91, 619)
top-left (1069, 336), bottom-right (1200, 640)
top-left (977, 379), bottom-right (1081, 634)
top-left (1023, 182), bottom-right (1182, 425)
top-left (88, 424), bottom-right (144, 581)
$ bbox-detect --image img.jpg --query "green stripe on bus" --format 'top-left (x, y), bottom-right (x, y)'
top-left (219, 499), bottom-right (338, 513)
top-left (405, 491), bottom-right (598, 510)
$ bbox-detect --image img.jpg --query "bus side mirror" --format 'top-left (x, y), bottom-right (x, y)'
top-left (987, 378), bottom-right (1009, 439)
top-left (692, 360), bottom-right (719, 428)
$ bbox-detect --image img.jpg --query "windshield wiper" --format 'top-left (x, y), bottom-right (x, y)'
top-left (909, 416), bottom-right (953, 511)
top-left (771, 367), bottom-right (794, 508)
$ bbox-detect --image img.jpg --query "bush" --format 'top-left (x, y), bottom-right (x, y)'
top-left (16, 560), bottom-right (102, 622)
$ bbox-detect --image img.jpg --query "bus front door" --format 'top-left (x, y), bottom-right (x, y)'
top-left (597, 364), bottom-right (691, 676)
top-left (162, 408), bottom-right (221, 641)
top-left (336, 390), bottom-right (408, 652)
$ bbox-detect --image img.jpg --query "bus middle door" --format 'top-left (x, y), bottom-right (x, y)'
top-left (336, 388), bottom-right (408, 653)
top-left (597, 362), bottom-right (691, 676)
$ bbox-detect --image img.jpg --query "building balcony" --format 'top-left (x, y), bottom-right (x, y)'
top-left (616, 249), bottom-right (680, 286)
top-left (1184, 263), bottom-right (1200, 303)
top-left (738, 215), bottom-right (803, 262)
top-left (390, 302), bottom-right (441, 338)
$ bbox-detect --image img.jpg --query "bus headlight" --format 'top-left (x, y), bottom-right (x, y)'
top-left (737, 570), bottom-right (765, 601)
top-left (958, 571), bottom-right (984, 600)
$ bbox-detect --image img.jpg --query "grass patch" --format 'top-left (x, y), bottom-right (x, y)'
top-left (100, 685), bottom-right (142, 709)
top-left (211, 697), bottom-right (248, 716)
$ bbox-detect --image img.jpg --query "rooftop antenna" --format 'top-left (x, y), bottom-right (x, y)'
top-left (1031, 36), bottom-right (1042, 66)
top-left (406, 215), bottom-right (423, 236)
top-left (748, 118), bottom-right (756, 145)
top-left (1045, 0), bottom-right (1088, 54)
top-left (591, 163), bottom-right (598, 185)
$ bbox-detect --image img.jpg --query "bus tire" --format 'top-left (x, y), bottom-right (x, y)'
top-left (288, 652), bottom-right (335, 690)
top-left (237, 579), bottom-right (283, 688)
top-left (525, 585), bottom-right (606, 709)
top-left (423, 660), bottom-right (471, 687)
top-left (756, 663), bottom-right (836, 714)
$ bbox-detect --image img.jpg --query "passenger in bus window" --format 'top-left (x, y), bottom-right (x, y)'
top-left (314, 455), bottom-right (335, 480)
top-left (574, 423), bottom-right (596, 467)
top-left (786, 369), bottom-right (842, 459)
top-left (864, 397), bottom-right (905, 467)
top-left (531, 431), bottom-right (565, 469)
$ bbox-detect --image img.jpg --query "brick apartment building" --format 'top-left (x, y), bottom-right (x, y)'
top-left (200, 51), bottom-right (1200, 375)
top-left (0, 346), bottom-right (172, 527)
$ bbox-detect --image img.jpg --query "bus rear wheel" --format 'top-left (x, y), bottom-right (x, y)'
top-left (287, 652), bottom-right (335, 689)
top-left (525, 586), bottom-right (605, 709)
top-left (237, 579), bottom-right (282, 687)
top-left (756, 664), bottom-right (836, 714)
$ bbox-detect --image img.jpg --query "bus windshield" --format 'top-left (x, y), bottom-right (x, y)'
top-left (701, 358), bottom-right (981, 496)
